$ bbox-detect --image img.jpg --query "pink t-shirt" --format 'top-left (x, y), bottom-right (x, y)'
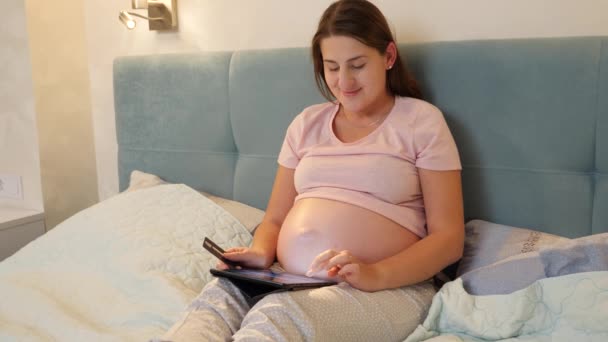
top-left (278, 96), bottom-right (461, 237)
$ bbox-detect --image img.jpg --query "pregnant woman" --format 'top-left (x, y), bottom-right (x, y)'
top-left (161, 1), bottom-right (464, 341)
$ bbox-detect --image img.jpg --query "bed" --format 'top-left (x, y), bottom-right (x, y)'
top-left (1, 36), bottom-right (607, 341)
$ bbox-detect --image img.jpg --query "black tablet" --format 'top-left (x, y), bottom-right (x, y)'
top-left (210, 267), bottom-right (336, 290)
top-left (203, 237), bottom-right (335, 290)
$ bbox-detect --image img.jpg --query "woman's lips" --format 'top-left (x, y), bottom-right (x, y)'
top-left (342, 88), bottom-right (361, 97)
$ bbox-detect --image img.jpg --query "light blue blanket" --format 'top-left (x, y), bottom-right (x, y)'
top-left (405, 271), bottom-right (608, 342)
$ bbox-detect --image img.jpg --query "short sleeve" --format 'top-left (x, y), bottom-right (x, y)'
top-left (277, 115), bottom-right (303, 169)
top-left (414, 106), bottom-right (462, 170)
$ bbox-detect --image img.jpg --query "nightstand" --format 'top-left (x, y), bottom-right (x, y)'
top-left (0, 208), bottom-right (46, 261)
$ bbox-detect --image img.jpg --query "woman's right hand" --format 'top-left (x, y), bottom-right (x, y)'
top-left (216, 246), bottom-right (273, 270)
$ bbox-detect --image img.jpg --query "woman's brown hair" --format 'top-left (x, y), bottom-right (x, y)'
top-left (311, 0), bottom-right (422, 101)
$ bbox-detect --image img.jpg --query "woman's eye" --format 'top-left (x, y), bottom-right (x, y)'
top-left (326, 64), bottom-right (364, 72)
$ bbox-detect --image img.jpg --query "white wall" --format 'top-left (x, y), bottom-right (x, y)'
top-left (0, 0), bottom-right (42, 211)
top-left (25, 0), bottom-right (98, 229)
top-left (86, 0), bottom-right (608, 200)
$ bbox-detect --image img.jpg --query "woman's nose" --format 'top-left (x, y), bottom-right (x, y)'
top-left (337, 69), bottom-right (355, 89)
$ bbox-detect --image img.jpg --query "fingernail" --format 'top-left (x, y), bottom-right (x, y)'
top-left (305, 270), bottom-right (314, 277)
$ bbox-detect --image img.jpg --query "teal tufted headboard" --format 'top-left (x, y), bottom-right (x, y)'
top-left (114, 36), bottom-right (608, 238)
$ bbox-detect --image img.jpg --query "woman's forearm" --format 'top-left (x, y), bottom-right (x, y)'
top-left (374, 230), bottom-right (464, 289)
top-left (250, 220), bottom-right (281, 267)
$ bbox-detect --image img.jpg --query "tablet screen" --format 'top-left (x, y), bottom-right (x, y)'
top-left (237, 269), bottom-right (329, 284)
top-left (216, 268), bottom-right (335, 286)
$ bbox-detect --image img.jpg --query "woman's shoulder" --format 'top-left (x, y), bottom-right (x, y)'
top-left (395, 96), bottom-right (442, 116)
top-left (290, 101), bottom-right (336, 126)
top-left (283, 101), bottom-right (336, 137)
top-left (393, 96), bottom-right (446, 126)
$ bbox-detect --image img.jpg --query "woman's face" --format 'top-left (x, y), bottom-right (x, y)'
top-left (320, 35), bottom-right (393, 114)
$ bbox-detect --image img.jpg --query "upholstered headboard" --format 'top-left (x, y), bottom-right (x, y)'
top-left (114, 36), bottom-right (608, 238)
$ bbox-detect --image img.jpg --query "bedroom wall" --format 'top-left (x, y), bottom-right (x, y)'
top-left (82, 0), bottom-right (607, 200)
top-left (25, 0), bottom-right (99, 229)
top-left (0, 0), bottom-right (43, 212)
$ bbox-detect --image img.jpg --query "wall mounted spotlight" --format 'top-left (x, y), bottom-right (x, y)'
top-left (118, 11), bottom-right (137, 29)
top-left (118, 0), bottom-right (178, 31)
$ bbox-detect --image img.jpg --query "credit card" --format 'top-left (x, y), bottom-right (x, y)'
top-left (203, 237), bottom-right (240, 268)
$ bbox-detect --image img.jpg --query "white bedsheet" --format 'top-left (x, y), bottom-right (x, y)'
top-left (0, 184), bottom-right (252, 341)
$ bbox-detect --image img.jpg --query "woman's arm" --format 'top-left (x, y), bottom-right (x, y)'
top-left (251, 165), bottom-right (298, 266)
top-left (223, 165), bottom-right (297, 269)
top-left (374, 169), bottom-right (464, 289)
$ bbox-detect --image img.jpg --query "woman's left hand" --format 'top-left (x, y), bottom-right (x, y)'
top-left (306, 249), bottom-right (383, 292)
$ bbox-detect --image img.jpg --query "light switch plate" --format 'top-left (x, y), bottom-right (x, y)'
top-left (0, 174), bottom-right (23, 199)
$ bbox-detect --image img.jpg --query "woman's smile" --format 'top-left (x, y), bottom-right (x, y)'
top-left (342, 88), bottom-right (361, 97)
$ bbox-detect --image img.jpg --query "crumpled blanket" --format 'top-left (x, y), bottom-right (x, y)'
top-left (460, 232), bottom-right (608, 296)
top-left (405, 271), bottom-right (608, 342)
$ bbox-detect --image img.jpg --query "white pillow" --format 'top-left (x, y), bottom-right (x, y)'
top-left (125, 170), bottom-right (265, 233)
top-left (125, 170), bottom-right (168, 191)
top-left (457, 219), bottom-right (569, 276)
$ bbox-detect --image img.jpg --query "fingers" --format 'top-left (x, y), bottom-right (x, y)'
top-left (223, 247), bottom-right (252, 261)
top-left (224, 247), bottom-right (246, 254)
top-left (327, 265), bottom-right (341, 277)
top-left (325, 251), bottom-right (356, 271)
top-left (222, 247), bottom-right (267, 269)
top-left (223, 249), bottom-right (252, 262)
top-left (215, 260), bottom-right (242, 270)
top-left (307, 250), bottom-right (359, 278)
top-left (337, 263), bottom-right (359, 278)
top-left (307, 249), bottom-right (338, 276)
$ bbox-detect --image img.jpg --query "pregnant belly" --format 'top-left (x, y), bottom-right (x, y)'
top-left (276, 198), bottom-right (420, 276)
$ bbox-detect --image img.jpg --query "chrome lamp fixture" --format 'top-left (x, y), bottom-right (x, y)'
top-left (119, 0), bottom-right (178, 31)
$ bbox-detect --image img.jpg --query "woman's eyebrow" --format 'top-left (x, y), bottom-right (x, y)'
top-left (323, 55), bottom-right (366, 63)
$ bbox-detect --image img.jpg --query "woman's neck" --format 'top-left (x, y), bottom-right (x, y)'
top-left (341, 93), bottom-right (395, 125)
